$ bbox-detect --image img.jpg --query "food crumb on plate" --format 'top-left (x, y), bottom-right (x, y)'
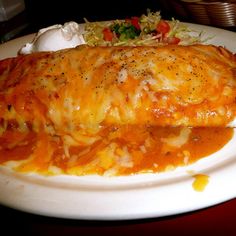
top-left (192, 173), bottom-right (210, 192)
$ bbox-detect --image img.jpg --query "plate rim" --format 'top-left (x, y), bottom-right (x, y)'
top-left (0, 22), bottom-right (236, 220)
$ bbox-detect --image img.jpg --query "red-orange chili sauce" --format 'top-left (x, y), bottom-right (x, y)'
top-left (0, 126), bottom-right (233, 176)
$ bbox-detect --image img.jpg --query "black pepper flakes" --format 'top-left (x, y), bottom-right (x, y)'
top-left (7, 104), bottom-right (12, 111)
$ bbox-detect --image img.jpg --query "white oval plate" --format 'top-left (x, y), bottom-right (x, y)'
top-left (0, 23), bottom-right (236, 220)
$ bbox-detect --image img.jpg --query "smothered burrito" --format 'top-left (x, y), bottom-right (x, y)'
top-left (0, 44), bottom-right (235, 175)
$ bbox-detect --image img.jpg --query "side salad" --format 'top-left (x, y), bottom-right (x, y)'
top-left (83, 10), bottom-right (206, 46)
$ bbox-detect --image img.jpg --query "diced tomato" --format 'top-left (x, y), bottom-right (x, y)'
top-left (125, 17), bottom-right (141, 30)
top-left (103, 28), bottom-right (114, 41)
top-left (156, 20), bottom-right (170, 35)
top-left (164, 36), bottom-right (181, 45)
top-left (130, 17), bottom-right (140, 30)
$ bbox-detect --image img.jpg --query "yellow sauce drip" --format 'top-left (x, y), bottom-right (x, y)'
top-left (192, 174), bottom-right (209, 192)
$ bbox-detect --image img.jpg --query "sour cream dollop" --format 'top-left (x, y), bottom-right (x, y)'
top-left (19, 21), bottom-right (86, 54)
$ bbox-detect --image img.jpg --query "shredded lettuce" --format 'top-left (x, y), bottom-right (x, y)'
top-left (83, 10), bottom-right (206, 46)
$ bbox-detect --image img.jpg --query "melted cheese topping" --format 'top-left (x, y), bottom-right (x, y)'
top-left (1, 45), bottom-right (236, 136)
top-left (0, 45), bottom-right (235, 175)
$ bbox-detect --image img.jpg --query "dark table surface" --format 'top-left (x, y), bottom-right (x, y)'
top-left (1, 0), bottom-right (236, 43)
top-left (1, 198), bottom-right (236, 236)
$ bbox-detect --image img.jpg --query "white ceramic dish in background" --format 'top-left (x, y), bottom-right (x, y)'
top-left (0, 23), bottom-right (236, 220)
